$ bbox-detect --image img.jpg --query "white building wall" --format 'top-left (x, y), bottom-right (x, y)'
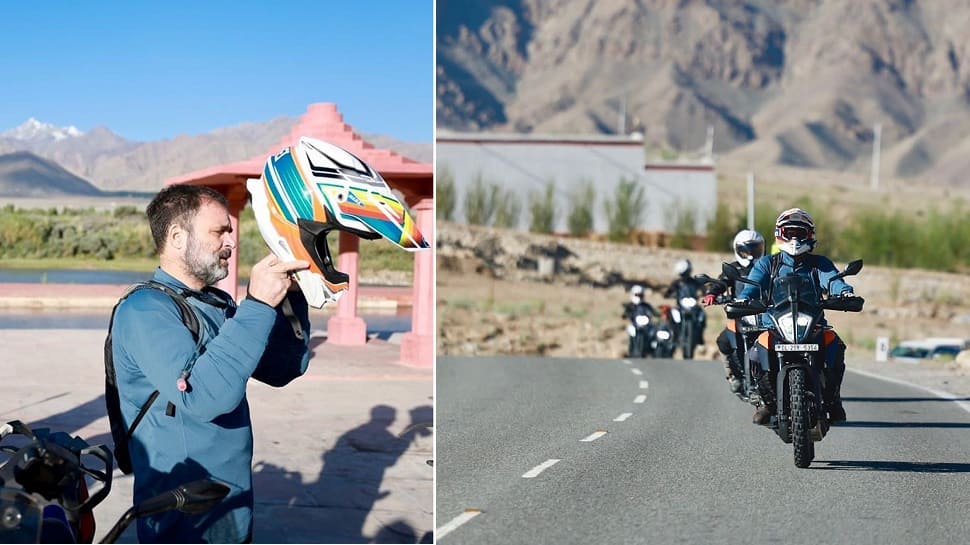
top-left (436, 135), bottom-right (717, 234)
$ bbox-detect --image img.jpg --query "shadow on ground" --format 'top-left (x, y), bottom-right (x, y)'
top-left (813, 460), bottom-right (970, 473)
top-left (253, 404), bottom-right (433, 543)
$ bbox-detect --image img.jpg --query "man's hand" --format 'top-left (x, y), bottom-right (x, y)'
top-left (248, 254), bottom-right (310, 307)
top-left (702, 294), bottom-right (717, 306)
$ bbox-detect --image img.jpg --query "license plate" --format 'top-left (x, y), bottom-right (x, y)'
top-left (775, 343), bottom-right (819, 352)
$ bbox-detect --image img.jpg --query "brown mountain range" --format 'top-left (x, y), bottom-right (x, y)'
top-left (437, 0), bottom-right (970, 185)
top-left (0, 117), bottom-right (432, 195)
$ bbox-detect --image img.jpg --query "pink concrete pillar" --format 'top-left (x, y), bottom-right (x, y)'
top-left (217, 187), bottom-right (246, 301)
top-left (326, 231), bottom-right (367, 345)
top-left (400, 198), bottom-right (434, 367)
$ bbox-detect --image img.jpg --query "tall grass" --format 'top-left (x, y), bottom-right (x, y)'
top-left (567, 179), bottom-right (595, 237)
top-left (603, 178), bottom-right (646, 242)
top-left (464, 172), bottom-right (499, 226)
top-left (705, 201), bottom-right (970, 272)
top-left (494, 186), bottom-right (522, 229)
top-left (0, 204), bottom-right (413, 273)
top-left (529, 181), bottom-right (557, 234)
top-left (664, 201), bottom-right (698, 250)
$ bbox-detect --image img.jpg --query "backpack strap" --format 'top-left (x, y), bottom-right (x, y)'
top-left (110, 281), bottom-right (203, 441)
top-left (765, 252), bottom-right (784, 301)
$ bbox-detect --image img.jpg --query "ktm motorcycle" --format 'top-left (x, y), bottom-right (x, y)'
top-left (0, 420), bottom-right (228, 543)
top-left (723, 260), bottom-right (864, 468)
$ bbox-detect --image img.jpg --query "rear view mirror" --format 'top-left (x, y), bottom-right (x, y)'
top-left (844, 259), bottom-right (863, 276)
top-left (721, 262), bottom-right (740, 281)
top-left (826, 258), bottom-right (864, 291)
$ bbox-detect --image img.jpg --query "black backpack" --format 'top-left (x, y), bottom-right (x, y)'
top-left (103, 281), bottom-right (203, 474)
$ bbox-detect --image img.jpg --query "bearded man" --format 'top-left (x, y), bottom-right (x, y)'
top-left (109, 184), bottom-right (311, 543)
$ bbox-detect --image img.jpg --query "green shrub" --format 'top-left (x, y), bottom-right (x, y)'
top-left (494, 186), bottom-right (522, 229)
top-left (464, 172), bottom-right (499, 226)
top-left (567, 179), bottom-right (595, 237)
top-left (529, 181), bottom-right (557, 234)
top-left (665, 201), bottom-right (698, 249)
top-left (603, 178), bottom-right (646, 242)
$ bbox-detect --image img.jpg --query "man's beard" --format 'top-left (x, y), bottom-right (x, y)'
top-left (185, 232), bottom-right (231, 286)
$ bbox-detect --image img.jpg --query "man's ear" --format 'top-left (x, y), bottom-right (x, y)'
top-left (168, 222), bottom-right (186, 251)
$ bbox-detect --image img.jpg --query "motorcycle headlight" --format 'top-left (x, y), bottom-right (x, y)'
top-left (680, 297), bottom-right (697, 309)
top-left (656, 330), bottom-right (671, 340)
top-left (635, 315), bottom-right (650, 326)
top-left (777, 313), bottom-right (812, 343)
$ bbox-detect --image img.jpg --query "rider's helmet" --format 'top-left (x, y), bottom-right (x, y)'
top-left (674, 259), bottom-right (692, 278)
top-left (732, 229), bottom-right (765, 267)
top-left (630, 284), bottom-right (644, 303)
top-left (247, 137), bottom-right (430, 308)
top-left (774, 207), bottom-right (816, 256)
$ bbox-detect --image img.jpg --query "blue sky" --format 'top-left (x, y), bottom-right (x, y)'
top-left (0, 1), bottom-right (432, 142)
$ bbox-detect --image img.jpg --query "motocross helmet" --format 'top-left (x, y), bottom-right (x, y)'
top-left (732, 229), bottom-right (765, 267)
top-left (674, 259), bottom-right (692, 278)
top-left (774, 207), bottom-right (816, 256)
top-left (630, 284), bottom-right (644, 303)
top-left (247, 137), bottom-right (430, 308)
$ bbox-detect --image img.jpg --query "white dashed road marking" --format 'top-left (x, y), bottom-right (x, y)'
top-left (522, 459), bottom-right (561, 478)
top-left (437, 509), bottom-right (482, 540)
top-left (623, 359), bottom-right (632, 364)
top-left (614, 413), bottom-right (633, 422)
top-left (632, 368), bottom-right (643, 375)
top-left (639, 380), bottom-right (649, 389)
top-left (581, 430), bottom-right (608, 442)
top-left (634, 394), bottom-right (647, 404)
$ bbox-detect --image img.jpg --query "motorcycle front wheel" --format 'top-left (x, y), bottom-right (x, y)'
top-left (789, 367), bottom-right (815, 468)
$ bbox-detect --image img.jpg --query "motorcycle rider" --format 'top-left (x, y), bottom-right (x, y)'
top-left (738, 208), bottom-right (854, 425)
top-left (664, 259), bottom-right (707, 346)
top-left (702, 229), bottom-right (765, 393)
top-left (622, 284), bottom-right (659, 357)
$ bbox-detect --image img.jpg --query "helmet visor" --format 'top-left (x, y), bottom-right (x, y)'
top-left (736, 240), bottom-right (765, 260)
top-left (778, 225), bottom-right (812, 242)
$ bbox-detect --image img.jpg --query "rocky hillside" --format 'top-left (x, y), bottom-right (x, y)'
top-left (438, 0), bottom-right (970, 185)
top-left (0, 152), bottom-right (103, 197)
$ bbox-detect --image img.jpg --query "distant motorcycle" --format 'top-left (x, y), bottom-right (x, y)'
top-left (723, 259), bottom-right (865, 468)
top-left (668, 285), bottom-right (705, 360)
top-left (623, 302), bottom-right (657, 358)
top-left (0, 420), bottom-right (229, 543)
top-left (653, 306), bottom-right (677, 358)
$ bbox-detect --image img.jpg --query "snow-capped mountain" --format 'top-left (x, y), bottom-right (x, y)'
top-left (1, 117), bottom-right (83, 142)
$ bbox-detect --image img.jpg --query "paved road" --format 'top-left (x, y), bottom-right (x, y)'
top-left (437, 356), bottom-right (970, 545)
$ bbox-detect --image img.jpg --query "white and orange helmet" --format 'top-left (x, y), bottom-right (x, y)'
top-left (247, 137), bottom-right (429, 308)
top-left (774, 207), bottom-right (816, 256)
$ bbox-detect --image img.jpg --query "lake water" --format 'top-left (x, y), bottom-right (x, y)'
top-left (0, 269), bottom-right (256, 285)
top-left (0, 308), bottom-right (412, 333)
top-left (0, 268), bottom-right (412, 332)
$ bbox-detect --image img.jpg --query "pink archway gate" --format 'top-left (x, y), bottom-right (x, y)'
top-left (166, 103), bottom-right (433, 368)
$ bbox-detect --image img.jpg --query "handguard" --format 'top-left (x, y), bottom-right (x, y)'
top-left (821, 295), bottom-right (865, 312)
top-left (724, 299), bottom-right (767, 319)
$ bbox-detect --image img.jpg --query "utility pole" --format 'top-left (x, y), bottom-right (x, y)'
top-left (870, 123), bottom-right (882, 190)
top-left (747, 172), bottom-right (755, 231)
top-left (705, 125), bottom-right (715, 161)
top-left (618, 95), bottom-right (627, 135)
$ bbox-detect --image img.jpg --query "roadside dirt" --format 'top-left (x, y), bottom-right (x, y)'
top-left (436, 222), bottom-right (970, 394)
